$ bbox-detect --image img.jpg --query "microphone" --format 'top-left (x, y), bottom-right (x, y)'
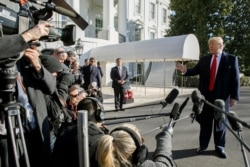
top-left (228, 111), bottom-right (243, 131)
top-left (161, 88), bottom-right (179, 109)
top-left (191, 89), bottom-right (205, 115)
top-left (173, 97), bottom-right (189, 127)
top-left (167, 103), bottom-right (180, 128)
top-left (214, 99), bottom-right (225, 122)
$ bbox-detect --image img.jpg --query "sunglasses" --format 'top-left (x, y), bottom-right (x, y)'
top-left (69, 93), bottom-right (79, 98)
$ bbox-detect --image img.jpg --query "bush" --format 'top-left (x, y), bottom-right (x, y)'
top-left (176, 75), bottom-right (199, 87)
top-left (240, 75), bottom-right (250, 86)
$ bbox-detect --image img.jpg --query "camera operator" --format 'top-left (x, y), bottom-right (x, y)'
top-left (0, 21), bottom-right (55, 167)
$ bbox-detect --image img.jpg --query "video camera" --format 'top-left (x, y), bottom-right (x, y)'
top-left (0, 1), bottom-right (76, 46)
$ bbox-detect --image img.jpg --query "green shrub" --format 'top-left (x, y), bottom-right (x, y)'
top-left (176, 75), bottom-right (199, 87)
top-left (240, 76), bottom-right (250, 86)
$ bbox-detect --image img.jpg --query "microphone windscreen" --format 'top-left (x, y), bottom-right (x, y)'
top-left (214, 99), bottom-right (225, 121)
top-left (191, 90), bottom-right (204, 114)
top-left (165, 88), bottom-right (179, 104)
top-left (191, 89), bottom-right (203, 103)
top-left (228, 111), bottom-right (242, 131)
top-left (170, 103), bottom-right (180, 119)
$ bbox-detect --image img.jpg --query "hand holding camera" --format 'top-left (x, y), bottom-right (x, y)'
top-left (21, 21), bottom-right (52, 42)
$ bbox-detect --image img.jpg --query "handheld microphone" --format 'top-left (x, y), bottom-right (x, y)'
top-left (161, 88), bottom-right (179, 109)
top-left (228, 111), bottom-right (243, 131)
top-left (173, 97), bottom-right (189, 127)
top-left (214, 99), bottom-right (225, 122)
top-left (167, 103), bottom-right (180, 128)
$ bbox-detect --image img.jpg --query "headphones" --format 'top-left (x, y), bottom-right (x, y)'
top-left (77, 97), bottom-right (104, 122)
top-left (110, 127), bottom-right (148, 166)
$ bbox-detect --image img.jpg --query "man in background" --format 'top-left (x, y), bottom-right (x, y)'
top-left (110, 58), bottom-right (129, 111)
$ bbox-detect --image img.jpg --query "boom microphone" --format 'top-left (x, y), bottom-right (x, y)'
top-left (30, 0), bottom-right (77, 18)
top-left (214, 99), bottom-right (225, 122)
top-left (173, 97), bottom-right (189, 127)
top-left (167, 103), bottom-right (180, 128)
top-left (52, 0), bottom-right (89, 30)
top-left (161, 88), bottom-right (179, 109)
top-left (53, 6), bottom-right (77, 18)
top-left (228, 111), bottom-right (243, 131)
top-left (191, 89), bottom-right (205, 114)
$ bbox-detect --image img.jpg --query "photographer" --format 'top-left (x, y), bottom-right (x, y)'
top-left (0, 21), bottom-right (53, 167)
top-left (52, 97), bottom-right (109, 167)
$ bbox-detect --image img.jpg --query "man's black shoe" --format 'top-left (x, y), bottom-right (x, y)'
top-left (196, 147), bottom-right (207, 154)
top-left (115, 108), bottom-right (119, 112)
top-left (215, 149), bottom-right (227, 158)
top-left (120, 108), bottom-right (125, 111)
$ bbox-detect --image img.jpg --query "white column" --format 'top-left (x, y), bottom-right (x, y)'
top-left (118, 0), bottom-right (128, 42)
top-left (103, 0), bottom-right (115, 30)
top-left (157, 0), bottom-right (161, 38)
top-left (69, 0), bottom-right (85, 38)
top-left (143, 1), bottom-right (149, 39)
top-left (98, 0), bottom-right (118, 42)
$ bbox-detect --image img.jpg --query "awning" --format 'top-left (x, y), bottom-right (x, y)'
top-left (84, 34), bottom-right (200, 62)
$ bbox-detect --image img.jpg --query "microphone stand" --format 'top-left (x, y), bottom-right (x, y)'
top-left (238, 130), bottom-right (250, 167)
top-left (202, 99), bottom-right (250, 129)
top-left (224, 122), bottom-right (250, 166)
top-left (142, 114), bottom-right (191, 136)
top-left (104, 113), bottom-right (170, 125)
top-left (104, 113), bottom-right (170, 120)
top-left (224, 122), bottom-right (250, 152)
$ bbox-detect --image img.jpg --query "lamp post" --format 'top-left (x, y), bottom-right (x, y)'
top-left (75, 38), bottom-right (84, 57)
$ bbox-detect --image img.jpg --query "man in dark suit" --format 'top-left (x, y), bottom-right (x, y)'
top-left (110, 58), bottom-right (129, 111)
top-left (176, 37), bottom-right (240, 158)
top-left (82, 57), bottom-right (102, 91)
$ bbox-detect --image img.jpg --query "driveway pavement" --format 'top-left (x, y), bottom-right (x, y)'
top-left (101, 86), bottom-right (250, 167)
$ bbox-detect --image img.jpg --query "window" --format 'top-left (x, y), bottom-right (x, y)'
top-left (162, 8), bottom-right (167, 23)
top-left (135, 0), bottom-right (141, 14)
top-left (150, 3), bottom-right (155, 19)
top-left (135, 28), bottom-right (141, 41)
top-left (95, 19), bottom-right (103, 38)
top-left (149, 32), bottom-right (155, 39)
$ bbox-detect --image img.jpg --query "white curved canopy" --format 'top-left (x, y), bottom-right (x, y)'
top-left (85, 34), bottom-right (200, 62)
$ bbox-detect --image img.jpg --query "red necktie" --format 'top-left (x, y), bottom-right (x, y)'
top-left (209, 55), bottom-right (217, 91)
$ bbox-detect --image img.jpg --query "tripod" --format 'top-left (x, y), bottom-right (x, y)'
top-left (0, 65), bottom-right (30, 167)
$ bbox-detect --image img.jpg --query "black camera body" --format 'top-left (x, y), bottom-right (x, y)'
top-left (0, 3), bottom-right (76, 46)
top-left (0, 4), bottom-right (19, 35)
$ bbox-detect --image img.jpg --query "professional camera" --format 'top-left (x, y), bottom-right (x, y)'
top-left (0, 1), bottom-right (76, 46)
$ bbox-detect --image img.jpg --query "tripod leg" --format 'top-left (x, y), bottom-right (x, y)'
top-left (238, 131), bottom-right (250, 167)
top-left (6, 106), bottom-right (30, 167)
top-left (6, 115), bottom-right (20, 167)
top-left (17, 111), bottom-right (30, 167)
